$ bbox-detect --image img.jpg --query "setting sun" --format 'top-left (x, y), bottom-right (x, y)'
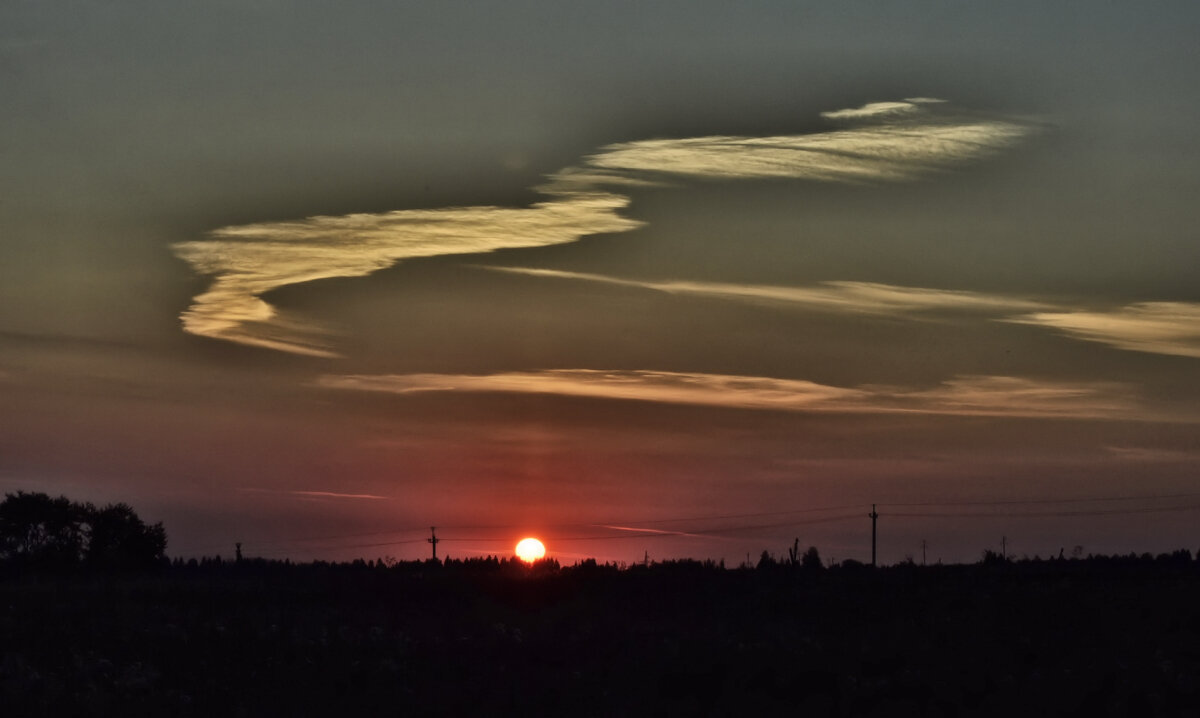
top-left (515, 537), bottom-right (546, 563)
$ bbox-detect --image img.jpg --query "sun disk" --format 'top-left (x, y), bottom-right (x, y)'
top-left (515, 537), bottom-right (546, 563)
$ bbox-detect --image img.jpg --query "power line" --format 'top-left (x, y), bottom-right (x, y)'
top-left (423, 503), bottom-right (869, 533)
top-left (890, 502), bottom-right (1200, 519)
top-left (882, 492), bottom-right (1200, 508)
top-left (179, 491), bottom-right (1200, 559)
top-left (241, 512), bottom-right (867, 556)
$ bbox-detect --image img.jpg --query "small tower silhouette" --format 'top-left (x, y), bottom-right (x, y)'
top-left (869, 505), bottom-right (879, 567)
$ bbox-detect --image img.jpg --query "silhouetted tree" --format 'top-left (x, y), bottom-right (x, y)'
top-left (84, 502), bottom-right (167, 569)
top-left (0, 491), bottom-right (166, 571)
top-left (801, 546), bottom-right (823, 571)
top-left (981, 549), bottom-right (1009, 566)
top-left (0, 491), bottom-right (87, 567)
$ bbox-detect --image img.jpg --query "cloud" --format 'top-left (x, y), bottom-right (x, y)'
top-left (592, 524), bottom-right (709, 538)
top-left (317, 369), bottom-right (867, 410)
top-left (238, 488), bottom-right (392, 500)
top-left (491, 268), bottom-right (1200, 362)
top-left (173, 99), bottom-right (1040, 356)
top-left (866, 375), bottom-right (1139, 419)
top-left (1105, 446), bottom-right (1200, 463)
top-left (1007, 302), bottom-right (1200, 359)
top-left (820, 101), bottom-right (924, 121)
top-left (173, 193), bottom-right (641, 356)
top-left (483, 267), bottom-right (1049, 316)
top-left (585, 98), bottom-right (1036, 185)
top-left (316, 370), bottom-right (1149, 421)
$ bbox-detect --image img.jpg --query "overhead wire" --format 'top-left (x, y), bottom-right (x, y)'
top-left (188, 491), bottom-right (1200, 558)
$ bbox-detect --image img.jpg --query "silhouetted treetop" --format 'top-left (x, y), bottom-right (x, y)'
top-left (0, 492), bottom-right (86, 568)
top-left (85, 502), bottom-right (167, 569)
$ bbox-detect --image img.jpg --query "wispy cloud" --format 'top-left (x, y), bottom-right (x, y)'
top-left (588, 98), bottom-right (1034, 185)
top-left (1105, 446), bottom-right (1200, 463)
top-left (239, 488), bottom-right (392, 501)
top-left (592, 524), bottom-right (709, 538)
top-left (316, 370), bottom-right (1150, 421)
top-left (820, 100), bottom-right (927, 121)
top-left (867, 375), bottom-right (1139, 419)
top-left (483, 267), bottom-right (1049, 316)
top-left (173, 193), bottom-right (640, 356)
top-left (318, 369), bottom-right (867, 410)
top-left (173, 99), bottom-right (1039, 355)
top-left (1008, 303), bottom-right (1200, 359)
top-left (490, 268), bottom-right (1200, 362)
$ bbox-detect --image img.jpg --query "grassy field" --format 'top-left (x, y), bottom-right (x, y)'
top-left (3, 556), bottom-right (1199, 716)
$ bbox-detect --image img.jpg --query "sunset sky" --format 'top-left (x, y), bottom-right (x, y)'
top-left (3, 2), bottom-right (1199, 565)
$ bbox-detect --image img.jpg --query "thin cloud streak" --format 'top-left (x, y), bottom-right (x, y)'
top-left (1105, 446), bottom-right (1200, 463)
top-left (593, 525), bottom-right (709, 539)
top-left (239, 488), bottom-right (393, 501)
top-left (1008, 302), bottom-right (1200, 359)
top-left (589, 100), bottom-right (1034, 184)
top-left (492, 268), bottom-right (1200, 361)
top-left (483, 267), bottom-right (1050, 316)
top-left (172, 99), bottom-right (1039, 355)
top-left (316, 370), bottom-right (1152, 421)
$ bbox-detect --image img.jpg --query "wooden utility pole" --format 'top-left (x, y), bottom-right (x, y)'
top-left (870, 504), bottom-right (879, 567)
top-left (1001, 535), bottom-right (1007, 561)
top-left (428, 526), bottom-right (440, 561)
top-left (921, 539), bottom-right (927, 566)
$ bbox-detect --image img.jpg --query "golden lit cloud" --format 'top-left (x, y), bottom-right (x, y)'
top-left (173, 98), bottom-right (1039, 355)
top-left (865, 375), bottom-right (1139, 419)
top-left (316, 370), bottom-right (1149, 421)
top-left (173, 193), bottom-right (641, 356)
top-left (1008, 302), bottom-right (1200, 359)
top-left (819, 100), bottom-right (925, 121)
top-left (586, 99), bottom-right (1036, 184)
top-left (317, 369), bottom-right (868, 410)
top-left (483, 267), bottom-right (1049, 316)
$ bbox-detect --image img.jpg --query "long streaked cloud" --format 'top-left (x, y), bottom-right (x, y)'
top-left (239, 487), bottom-right (392, 501)
top-left (592, 524), bottom-right (709, 539)
top-left (1105, 446), bottom-right (1200, 463)
top-left (316, 370), bottom-right (1153, 421)
top-left (173, 98), bottom-right (1039, 355)
top-left (588, 98), bottom-right (1032, 184)
top-left (483, 266), bottom-right (1049, 316)
top-left (492, 267), bottom-right (1200, 361)
top-left (1008, 303), bottom-right (1200, 359)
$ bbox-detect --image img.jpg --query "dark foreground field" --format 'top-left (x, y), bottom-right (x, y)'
top-left (3, 556), bottom-right (1199, 716)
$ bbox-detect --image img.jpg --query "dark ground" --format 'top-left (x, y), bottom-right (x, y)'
top-left (3, 555), bottom-right (1199, 716)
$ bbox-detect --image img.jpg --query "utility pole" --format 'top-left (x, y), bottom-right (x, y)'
top-left (1001, 535), bottom-right (1007, 561)
top-left (870, 504), bottom-right (879, 567)
top-left (921, 539), bottom-right (927, 567)
top-left (428, 526), bottom-right (440, 561)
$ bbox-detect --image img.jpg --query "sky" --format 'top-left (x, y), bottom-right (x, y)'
top-left (2, 1), bottom-right (1199, 565)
